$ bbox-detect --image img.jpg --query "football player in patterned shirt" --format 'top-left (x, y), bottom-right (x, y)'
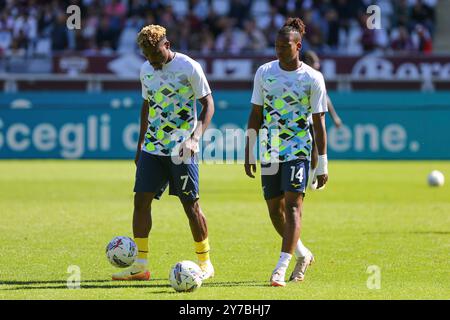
top-left (245, 18), bottom-right (329, 286)
top-left (113, 25), bottom-right (215, 281)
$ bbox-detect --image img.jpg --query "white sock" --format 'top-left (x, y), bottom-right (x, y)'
top-left (275, 252), bottom-right (292, 271)
top-left (295, 239), bottom-right (310, 258)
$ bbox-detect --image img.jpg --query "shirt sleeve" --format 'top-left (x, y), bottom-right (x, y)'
top-left (310, 71), bottom-right (328, 114)
top-left (250, 67), bottom-right (263, 106)
top-left (190, 61), bottom-right (211, 99)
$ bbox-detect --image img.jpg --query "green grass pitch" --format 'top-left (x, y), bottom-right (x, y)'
top-left (0, 160), bottom-right (449, 300)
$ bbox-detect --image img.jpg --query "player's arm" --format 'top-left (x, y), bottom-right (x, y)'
top-left (192, 93), bottom-right (215, 141)
top-left (244, 104), bottom-right (263, 178)
top-left (179, 94), bottom-right (214, 158)
top-left (180, 61), bottom-right (214, 158)
top-left (326, 95), bottom-right (342, 128)
top-left (310, 71), bottom-right (329, 189)
top-left (135, 99), bottom-right (149, 165)
top-left (312, 112), bottom-right (328, 189)
top-left (245, 66), bottom-right (264, 178)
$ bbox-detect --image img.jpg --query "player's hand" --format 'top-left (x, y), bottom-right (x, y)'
top-left (179, 137), bottom-right (199, 160)
top-left (244, 163), bottom-right (257, 178)
top-left (316, 174), bottom-right (328, 190)
top-left (334, 117), bottom-right (343, 128)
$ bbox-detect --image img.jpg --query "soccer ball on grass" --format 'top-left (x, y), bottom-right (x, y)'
top-left (169, 260), bottom-right (203, 292)
top-left (106, 236), bottom-right (137, 268)
top-left (427, 170), bottom-right (445, 187)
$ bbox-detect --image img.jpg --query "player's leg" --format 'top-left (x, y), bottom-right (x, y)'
top-left (181, 199), bottom-right (208, 242)
top-left (261, 162), bottom-right (288, 286)
top-left (270, 191), bottom-right (304, 286)
top-left (171, 155), bottom-right (214, 279)
top-left (266, 195), bottom-right (285, 237)
top-left (270, 159), bottom-right (313, 286)
top-left (133, 192), bottom-right (155, 263)
top-left (284, 159), bottom-right (315, 282)
top-left (266, 196), bottom-right (312, 270)
top-left (113, 194), bottom-right (155, 280)
top-left (180, 199), bottom-right (214, 279)
top-left (262, 164), bottom-right (288, 285)
top-left (113, 152), bottom-right (168, 281)
top-left (281, 192), bottom-right (304, 254)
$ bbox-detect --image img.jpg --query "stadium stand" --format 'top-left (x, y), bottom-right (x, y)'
top-left (0, 0), bottom-right (439, 58)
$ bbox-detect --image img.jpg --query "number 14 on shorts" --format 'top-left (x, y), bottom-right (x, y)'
top-left (290, 166), bottom-right (304, 183)
top-left (287, 160), bottom-right (309, 192)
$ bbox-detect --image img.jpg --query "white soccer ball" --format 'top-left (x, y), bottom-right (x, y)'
top-left (105, 236), bottom-right (137, 268)
top-left (169, 260), bottom-right (203, 292)
top-left (428, 170), bottom-right (445, 187)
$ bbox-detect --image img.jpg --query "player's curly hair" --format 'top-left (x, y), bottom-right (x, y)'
top-left (137, 25), bottom-right (166, 49)
top-left (278, 17), bottom-right (306, 39)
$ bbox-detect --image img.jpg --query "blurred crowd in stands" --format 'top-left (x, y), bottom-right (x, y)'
top-left (0, 0), bottom-right (438, 58)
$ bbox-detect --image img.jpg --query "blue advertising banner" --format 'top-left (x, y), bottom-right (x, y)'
top-left (0, 91), bottom-right (449, 159)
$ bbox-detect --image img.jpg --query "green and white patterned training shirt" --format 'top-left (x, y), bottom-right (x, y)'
top-left (251, 60), bottom-right (328, 163)
top-left (140, 52), bottom-right (211, 156)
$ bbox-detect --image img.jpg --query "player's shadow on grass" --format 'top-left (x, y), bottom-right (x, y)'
top-left (145, 281), bottom-right (269, 295)
top-left (1, 280), bottom-right (268, 291)
top-left (0, 279), bottom-right (170, 291)
top-left (362, 231), bottom-right (450, 235)
top-left (1, 280), bottom-right (111, 285)
top-left (202, 280), bottom-right (267, 288)
top-left (145, 281), bottom-right (268, 295)
top-left (409, 231), bottom-right (450, 235)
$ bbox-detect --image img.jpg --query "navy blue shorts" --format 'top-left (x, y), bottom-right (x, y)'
top-left (261, 159), bottom-right (310, 200)
top-left (134, 151), bottom-right (199, 202)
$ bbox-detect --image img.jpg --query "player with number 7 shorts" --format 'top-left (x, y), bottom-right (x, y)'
top-left (112, 25), bottom-right (215, 281)
top-left (244, 17), bottom-right (329, 287)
